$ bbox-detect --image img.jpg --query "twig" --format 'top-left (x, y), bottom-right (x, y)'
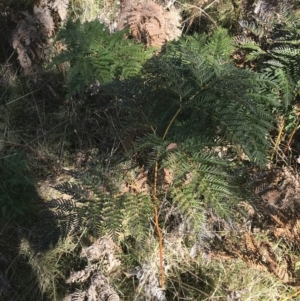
top-left (281, 288), bottom-right (300, 301)
top-left (178, 1), bottom-right (218, 27)
top-left (5, 89), bottom-right (43, 106)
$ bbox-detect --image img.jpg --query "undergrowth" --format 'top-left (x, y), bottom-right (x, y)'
top-left (2, 1), bottom-right (300, 301)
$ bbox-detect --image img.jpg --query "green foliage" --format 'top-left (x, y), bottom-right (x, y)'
top-left (168, 149), bottom-right (233, 225)
top-left (119, 27), bottom-right (276, 166)
top-left (54, 19), bottom-right (155, 98)
top-left (0, 152), bottom-right (36, 223)
top-left (94, 27), bottom-right (278, 233)
top-left (236, 11), bottom-right (300, 112)
top-left (36, 165), bottom-right (153, 249)
top-left (4, 1), bottom-right (300, 300)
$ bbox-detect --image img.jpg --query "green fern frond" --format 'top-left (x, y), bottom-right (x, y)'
top-left (166, 147), bottom-right (234, 224)
top-left (271, 46), bottom-right (300, 57)
top-left (35, 161), bottom-right (154, 247)
top-left (53, 182), bottom-right (86, 202)
top-left (85, 168), bottom-right (120, 197)
top-left (237, 11), bottom-right (300, 114)
top-left (100, 195), bottom-right (125, 241)
top-left (47, 198), bottom-right (76, 211)
top-left (246, 50), bottom-right (267, 61)
top-left (234, 36), bottom-right (263, 52)
top-left (54, 19), bottom-right (154, 98)
top-left (271, 68), bottom-right (294, 111)
top-left (202, 27), bottom-right (235, 65)
top-left (32, 203), bottom-right (81, 252)
top-left (238, 20), bottom-right (267, 38)
top-left (265, 59), bottom-right (285, 68)
top-left (170, 183), bottom-right (206, 232)
top-left (107, 26), bottom-right (277, 166)
top-left (122, 193), bottom-right (153, 243)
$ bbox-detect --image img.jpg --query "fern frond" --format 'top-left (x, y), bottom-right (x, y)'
top-left (54, 19), bottom-right (154, 98)
top-left (272, 68), bottom-right (294, 111)
top-left (265, 59), bottom-right (285, 68)
top-left (53, 182), bottom-right (87, 202)
top-left (237, 11), bottom-right (300, 115)
top-left (271, 46), bottom-right (300, 57)
top-left (106, 26), bottom-right (277, 166)
top-left (49, 0), bottom-right (69, 21)
top-left (47, 198), bottom-right (76, 211)
top-left (99, 195), bottom-right (126, 241)
top-left (202, 27), bottom-right (235, 65)
top-left (166, 147), bottom-right (234, 227)
top-left (122, 193), bottom-right (153, 243)
top-left (33, 0), bottom-right (54, 37)
top-left (238, 20), bottom-right (267, 38)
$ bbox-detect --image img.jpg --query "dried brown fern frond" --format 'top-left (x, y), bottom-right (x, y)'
top-left (273, 218), bottom-right (300, 244)
top-left (65, 272), bottom-right (120, 301)
top-left (224, 233), bottom-right (295, 283)
top-left (87, 273), bottom-right (120, 301)
top-left (80, 236), bottom-right (121, 274)
top-left (118, 0), bottom-right (166, 47)
top-left (164, 7), bottom-right (182, 42)
top-left (281, 167), bottom-right (300, 203)
top-left (136, 262), bottom-right (167, 301)
top-left (120, 166), bottom-right (150, 194)
top-left (12, 13), bottom-right (45, 76)
top-left (254, 0), bottom-right (294, 22)
top-left (11, 0), bottom-right (69, 76)
top-left (118, 0), bottom-right (181, 48)
top-left (49, 0), bottom-right (69, 21)
top-left (258, 241), bottom-right (293, 283)
top-left (63, 290), bottom-right (86, 301)
top-left (33, 0), bottom-right (54, 37)
top-left (64, 237), bottom-right (121, 301)
top-left (244, 167), bottom-right (300, 251)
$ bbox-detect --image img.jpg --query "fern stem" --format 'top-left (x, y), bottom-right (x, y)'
top-left (152, 95), bottom-right (182, 288)
top-left (154, 162), bottom-right (158, 203)
top-left (162, 95), bottom-right (182, 140)
top-left (153, 161), bottom-right (164, 287)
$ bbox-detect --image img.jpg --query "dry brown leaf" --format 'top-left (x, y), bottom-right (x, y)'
top-left (166, 143), bottom-right (178, 151)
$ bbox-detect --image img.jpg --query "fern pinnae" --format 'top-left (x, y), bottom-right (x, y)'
top-left (273, 68), bottom-right (294, 111)
top-left (47, 198), bottom-right (76, 211)
top-left (54, 20), bottom-right (153, 98)
top-left (202, 27), bottom-right (235, 63)
top-left (123, 193), bottom-right (153, 243)
top-left (53, 182), bottom-right (87, 202)
top-left (101, 198), bottom-right (124, 242)
top-left (234, 35), bottom-right (263, 52)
